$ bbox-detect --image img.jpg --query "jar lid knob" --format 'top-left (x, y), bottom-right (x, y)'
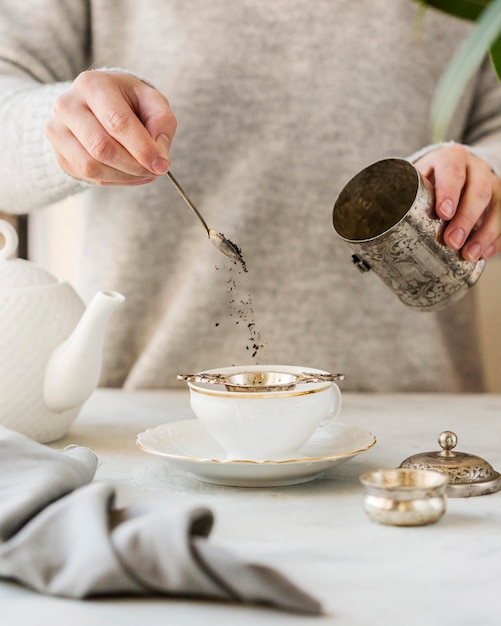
top-left (438, 431), bottom-right (457, 452)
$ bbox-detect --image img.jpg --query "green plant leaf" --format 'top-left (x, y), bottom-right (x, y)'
top-left (489, 32), bottom-right (501, 80)
top-left (430, 0), bottom-right (501, 142)
top-left (417, 0), bottom-right (490, 21)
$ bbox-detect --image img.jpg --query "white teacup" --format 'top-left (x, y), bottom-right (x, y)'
top-left (185, 364), bottom-right (342, 461)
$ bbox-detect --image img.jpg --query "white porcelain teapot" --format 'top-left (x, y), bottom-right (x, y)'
top-left (0, 219), bottom-right (125, 442)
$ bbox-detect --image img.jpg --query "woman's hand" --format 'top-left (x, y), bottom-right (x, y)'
top-left (45, 70), bottom-right (177, 186)
top-left (415, 143), bottom-right (501, 261)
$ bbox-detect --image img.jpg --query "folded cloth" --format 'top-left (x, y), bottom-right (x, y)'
top-left (0, 426), bottom-right (322, 614)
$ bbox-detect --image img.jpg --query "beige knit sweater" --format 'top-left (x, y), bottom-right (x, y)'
top-left (1, 0), bottom-right (500, 391)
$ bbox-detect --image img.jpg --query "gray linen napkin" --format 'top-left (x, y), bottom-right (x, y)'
top-left (0, 426), bottom-right (322, 614)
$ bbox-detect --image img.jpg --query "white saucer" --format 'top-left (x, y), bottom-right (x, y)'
top-left (136, 419), bottom-right (376, 487)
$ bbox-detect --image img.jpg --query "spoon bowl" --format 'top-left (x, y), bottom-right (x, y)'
top-left (208, 229), bottom-right (243, 264)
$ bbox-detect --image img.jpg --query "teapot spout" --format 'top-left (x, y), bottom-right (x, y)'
top-left (44, 290), bottom-right (125, 413)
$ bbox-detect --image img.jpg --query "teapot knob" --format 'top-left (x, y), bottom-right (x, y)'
top-left (0, 220), bottom-right (19, 259)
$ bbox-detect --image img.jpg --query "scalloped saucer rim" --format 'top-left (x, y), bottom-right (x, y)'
top-left (136, 419), bottom-right (376, 487)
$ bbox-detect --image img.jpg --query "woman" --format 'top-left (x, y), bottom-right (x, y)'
top-left (0, 0), bottom-right (499, 391)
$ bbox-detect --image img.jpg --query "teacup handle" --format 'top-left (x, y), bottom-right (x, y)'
top-left (322, 382), bottom-right (343, 424)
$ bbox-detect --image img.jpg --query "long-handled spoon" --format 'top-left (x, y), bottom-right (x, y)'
top-left (166, 170), bottom-right (243, 263)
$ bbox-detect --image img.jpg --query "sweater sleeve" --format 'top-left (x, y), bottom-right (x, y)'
top-left (0, 1), bottom-right (92, 214)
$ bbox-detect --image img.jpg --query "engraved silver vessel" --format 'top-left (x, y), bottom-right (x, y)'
top-left (332, 158), bottom-right (485, 311)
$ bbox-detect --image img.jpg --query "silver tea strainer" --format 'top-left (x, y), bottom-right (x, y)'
top-left (177, 370), bottom-right (345, 392)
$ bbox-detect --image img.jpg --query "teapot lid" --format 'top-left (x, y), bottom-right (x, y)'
top-left (399, 431), bottom-right (501, 498)
top-left (0, 219), bottom-right (57, 287)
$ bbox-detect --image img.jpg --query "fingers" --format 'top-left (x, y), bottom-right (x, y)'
top-left (132, 83), bottom-right (178, 157)
top-left (81, 71), bottom-right (174, 173)
top-left (456, 168), bottom-right (501, 261)
top-left (45, 70), bottom-right (177, 185)
top-left (49, 126), bottom-right (157, 186)
top-left (415, 144), bottom-right (501, 261)
top-left (46, 105), bottom-right (156, 184)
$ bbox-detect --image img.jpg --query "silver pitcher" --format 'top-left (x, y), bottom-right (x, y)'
top-left (332, 158), bottom-right (485, 311)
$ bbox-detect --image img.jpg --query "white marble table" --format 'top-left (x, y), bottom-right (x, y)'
top-left (2, 390), bottom-right (501, 626)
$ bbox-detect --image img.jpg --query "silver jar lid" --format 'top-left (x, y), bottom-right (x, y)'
top-left (399, 431), bottom-right (501, 498)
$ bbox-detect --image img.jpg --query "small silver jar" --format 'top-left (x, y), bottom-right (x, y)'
top-left (359, 467), bottom-right (448, 526)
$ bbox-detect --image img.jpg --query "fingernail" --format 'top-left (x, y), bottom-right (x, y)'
top-left (156, 133), bottom-right (170, 158)
top-left (464, 242), bottom-right (482, 261)
top-left (484, 244), bottom-right (496, 258)
top-left (151, 157), bottom-right (169, 174)
top-left (449, 228), bottom-right (465, 249)
top-left (440, 199), bottom-right (454, 219)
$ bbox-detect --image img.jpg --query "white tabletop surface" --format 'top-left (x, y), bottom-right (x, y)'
top-left (2, 389), bottom-right (501, 626)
